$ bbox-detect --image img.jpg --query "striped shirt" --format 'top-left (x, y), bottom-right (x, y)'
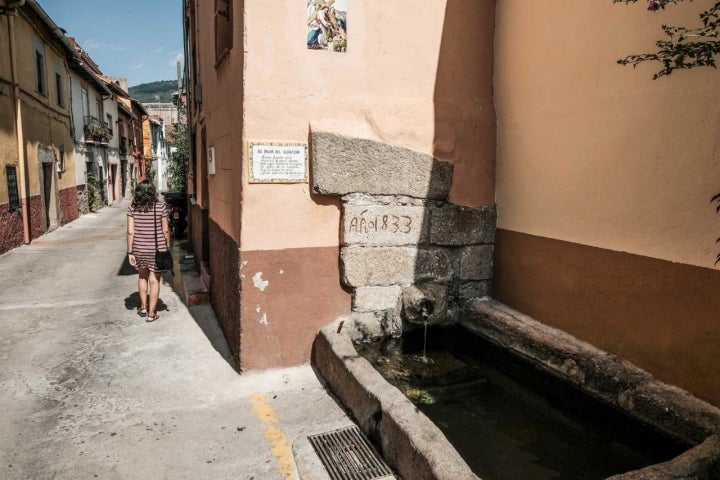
top-left (127, 202), bottom-right (168, 271)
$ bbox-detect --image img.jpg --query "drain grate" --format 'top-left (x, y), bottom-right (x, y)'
top-left (308, 425), bottom-right (394, 480)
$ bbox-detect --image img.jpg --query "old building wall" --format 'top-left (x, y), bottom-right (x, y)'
top-left (186, 0), bottom-right (246, 366)
top-left (0, 7), bottom-right (78, 252)
top-left (494, 0), bottom-right (720, 404)
top-left (187, 0), bottom-right (496, 369)
top-left (233, 0), bottom-right (496, 369)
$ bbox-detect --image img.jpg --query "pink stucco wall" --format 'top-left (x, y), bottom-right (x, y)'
top-left (240, 0), bottom-right (496, 251)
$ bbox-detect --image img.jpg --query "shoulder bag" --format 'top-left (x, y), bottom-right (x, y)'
top-left (154, 203), bottom-right (174, 271)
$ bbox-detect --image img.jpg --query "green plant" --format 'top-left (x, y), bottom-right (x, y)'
top-left (615, 0), bottom-right (720, 78)
top-left (146, 160), bottom-right (156, 183)
top-left (617, 1), bottom-right (720, 264)
top-left (167, 101), bottom-right (189, 193)
top-left (83, 123), bottom-right (110, 142)
top-left (86, 172), bottom-right (99, 212)
top-left (167, 151), bottom-right (188, 193)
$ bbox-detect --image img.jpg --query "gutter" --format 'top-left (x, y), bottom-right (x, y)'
top-left (6, 11), bottom-right (30, 244)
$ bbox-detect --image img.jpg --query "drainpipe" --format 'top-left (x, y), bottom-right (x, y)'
top-left (7, 12), bottom-right (31, 244)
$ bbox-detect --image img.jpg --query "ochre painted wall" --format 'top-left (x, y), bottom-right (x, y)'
top-left (495, 0), bottom-right (720, 268)
top-left (494, 230), bottom-right (720, 406)
top-left (494, 0), bottom-right (720, 405)
top-left (1, 10), bottom-right (76, 237)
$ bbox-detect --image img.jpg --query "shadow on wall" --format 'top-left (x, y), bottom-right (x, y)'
top-left (433, 0), bottom-right (496, 208)
top-left (312, 2), bottom-right (497, 338)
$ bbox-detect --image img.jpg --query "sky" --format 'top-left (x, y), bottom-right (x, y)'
top-left (38, 0), bottom-right (184, 88)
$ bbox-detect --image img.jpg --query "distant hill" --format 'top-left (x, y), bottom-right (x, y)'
top-left (129, 80), bottom-right (177, 103)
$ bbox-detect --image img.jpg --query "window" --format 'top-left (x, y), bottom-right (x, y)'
top-left (6, 166), bottom-right (20, 212)
top-left (33, 36), bottom-right (46, 95)
top-left (35, 51), bottom-right (45, 94)
top-left (57, 145), bottom-right (65, 172)
top-left (81, 88), bottom-right (89, 118)
top-left (55, 72), bottom-right (63, 106)
top-left (214, 0), bottom-right (233, 64)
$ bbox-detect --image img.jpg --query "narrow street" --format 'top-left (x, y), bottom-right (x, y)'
top-left (0, 201), bottom-right (354, 480)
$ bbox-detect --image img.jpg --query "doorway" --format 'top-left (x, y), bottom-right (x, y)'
top-left (41, 161), bottom-right (58, 231)
top-left (109, 164), bottom-right (118, 204)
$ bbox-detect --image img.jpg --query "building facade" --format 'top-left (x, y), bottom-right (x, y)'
top-left (183, 0), bottom-right (496, 370)
top-left (492, 0), bottom-right (720, 406)
top-left (1, 1), bottom-right (82, 253)
top-left (66, 38), bottom-right (112, 213)
top-left (1, 1), bottom-right (150, 253)
top-left (184, 0), bottom-right (720, 408)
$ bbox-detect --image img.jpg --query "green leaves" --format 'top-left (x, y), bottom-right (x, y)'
top-left (617, 0), bottom-right (720, 78)
top-left (167, 102), bottom-right (189, 193)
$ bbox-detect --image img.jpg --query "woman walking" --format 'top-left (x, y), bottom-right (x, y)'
top-left (127, 180), bottom-right (170, 322)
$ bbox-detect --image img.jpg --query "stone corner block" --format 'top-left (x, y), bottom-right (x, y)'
top-left (430, 204), bottom-right (497, 246)
top-left (311, 131), bottom-right (453, 199)
top-left (459, 245), bottom-right (494, 280)
top-left (457, 281), bottom-right (492, 303)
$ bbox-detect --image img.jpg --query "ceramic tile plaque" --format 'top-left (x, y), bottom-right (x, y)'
top-left (249, 142), bottom-right (308, 183)
top-left (307, 0), bottom-right (347, 52)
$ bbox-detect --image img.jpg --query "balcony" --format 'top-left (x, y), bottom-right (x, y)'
top-left (83, 116), bottom-right (113, 143)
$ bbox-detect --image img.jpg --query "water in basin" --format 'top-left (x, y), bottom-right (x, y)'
top-left (356, 327), bottom-right (687, 480)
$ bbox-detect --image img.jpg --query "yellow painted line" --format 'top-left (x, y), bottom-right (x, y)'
top-left (251, 393), bottom-right (298, 480)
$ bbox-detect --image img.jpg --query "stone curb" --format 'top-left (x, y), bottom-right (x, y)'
top-left (461, 299), bottom-right (720, 445)
top-left (606, 434), bottom-right (720, 479)
top-left (312, 321), bottom-right (478, 480)
top-left (462, 299), bottom-right (720, 479)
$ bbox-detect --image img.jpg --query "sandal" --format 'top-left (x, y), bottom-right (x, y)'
top-left (146, 313), bottom-right (159, 323)
top-left (137, 307), bottom-right (148, 317)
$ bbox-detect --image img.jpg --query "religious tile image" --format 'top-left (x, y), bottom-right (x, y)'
top-left (307, 0), bottom-right (347, 52)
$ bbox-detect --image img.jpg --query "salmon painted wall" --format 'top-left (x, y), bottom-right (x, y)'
top-left (241, 0), bottom-right (496, 253)
top-left (230, 0), bottom-right (496, 369)
top-left (190, 0), bottom-right (245, 244)
top-left (495, 0), bottom-right (720, 268)
top-left (494, 0), bottom-right (720, 404)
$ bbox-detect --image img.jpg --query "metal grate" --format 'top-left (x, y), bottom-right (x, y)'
top-left (308, 426), bottom-right (394, 480)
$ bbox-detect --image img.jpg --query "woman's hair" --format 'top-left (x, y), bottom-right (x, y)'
top-left (131, 180), bottom-right (158, 212)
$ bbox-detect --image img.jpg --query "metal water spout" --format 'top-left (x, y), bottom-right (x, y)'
top-left (419, 299), bottom-right (435, 321)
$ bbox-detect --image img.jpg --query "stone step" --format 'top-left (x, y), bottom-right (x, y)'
top-left (199, 261), bottom-right (211, 290)
top-left (182, 272), bottom-right (209, 307)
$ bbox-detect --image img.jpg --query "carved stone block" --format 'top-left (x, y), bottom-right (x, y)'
top-left (459, 245), bottom-right (494, 280)
top-left (342, 205), bottom-right (428, 246)
top-left (341, 247), bottom-right (453, 287)
top-left (311, 132), bottom-right (453, 199)
top-left (429, 205), bottom-right (496, 245)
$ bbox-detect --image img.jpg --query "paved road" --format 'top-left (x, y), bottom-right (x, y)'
top-left (0, 201), bottom-right (354, 480)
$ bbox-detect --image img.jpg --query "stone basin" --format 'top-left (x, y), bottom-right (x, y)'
top-left (311, 299), bottom-right (720, 480)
